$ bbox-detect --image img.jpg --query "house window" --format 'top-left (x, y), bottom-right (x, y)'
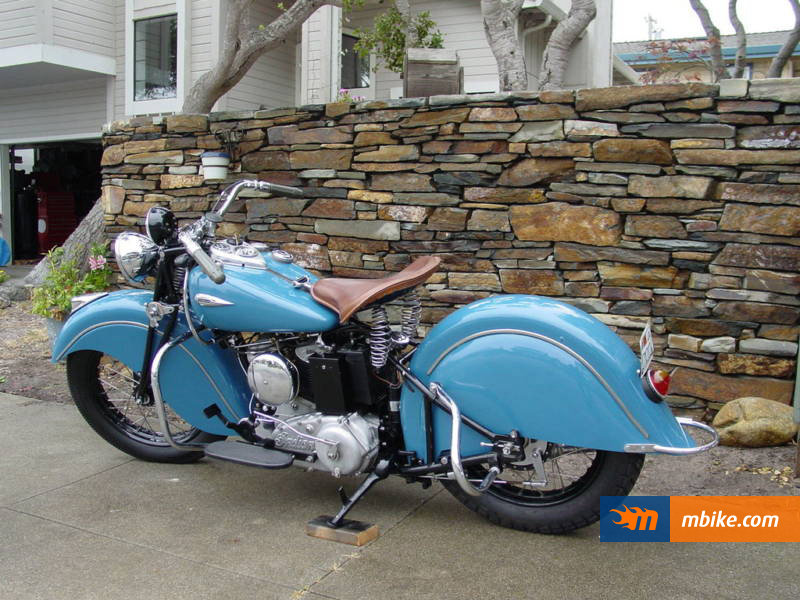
top-left (134, 15), bottom-right (177, 101)
top-left (341, 33), bottom-right (370, 89)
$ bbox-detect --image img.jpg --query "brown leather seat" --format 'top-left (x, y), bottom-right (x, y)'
top-left (311, 256), bottom-right (441, 323)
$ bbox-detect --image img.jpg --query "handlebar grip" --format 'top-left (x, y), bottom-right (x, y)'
top-left (264, 182), bottom-right (304, 198)
top-left (179, 232), bottom-right (226, 284)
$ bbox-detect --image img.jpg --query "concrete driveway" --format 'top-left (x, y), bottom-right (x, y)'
top-left (1, 391), bottom-right (797, 600)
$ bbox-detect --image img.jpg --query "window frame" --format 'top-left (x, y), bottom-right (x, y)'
top-left (125, 0), bottom-right (189, 116)
top-left (339, 28), bottom-right (375, 101)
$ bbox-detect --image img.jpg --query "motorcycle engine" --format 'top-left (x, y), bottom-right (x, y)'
top-left (254, 401), bottom-right (380, 477)
top-left (241, 333), bottom-right (384, 478)
top-left (246, 353), bottom-right (298, 405)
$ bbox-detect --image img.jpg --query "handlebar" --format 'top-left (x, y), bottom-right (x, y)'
top-left (179, 231), bottom-right (226, 284)
top-left (267, 182), bottom-right (305, 198)
top-left (179, 179), bottom-right (304, 285)
top-left (215, 179), bottom-right (304, 217)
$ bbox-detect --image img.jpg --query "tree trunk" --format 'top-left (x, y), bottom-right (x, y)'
top-left (183, 0), bottom-right (340, 114)
top-left (688, 0), bottom-right (728, 81)
top-left (481, 0), bottom-right (527, 91)
top-left (728, 0), bottom-right (746, 78)
top-left (395, 0), bottom-right (411, 46)
top-left (25, 198), bottom-right (106, 287)
top-left (538, 0), bottom-right (596, 91)
top-left (767, 0), bottom-right (800, 78)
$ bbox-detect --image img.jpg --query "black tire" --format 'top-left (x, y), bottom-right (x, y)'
top-left (67, 350), bottom-right (222, 463)
top-left (442, 442), bottom-right (644, 534)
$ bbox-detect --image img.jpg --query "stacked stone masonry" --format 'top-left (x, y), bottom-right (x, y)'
top-left (101, 80), bottom-right (800, 414)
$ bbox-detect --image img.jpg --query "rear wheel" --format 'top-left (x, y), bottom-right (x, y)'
top-left (442, 441), bottom-right (644, 534)
top-left (67, 350), bottom-right (222, 463)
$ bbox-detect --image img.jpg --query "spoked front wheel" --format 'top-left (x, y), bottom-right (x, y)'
top-left (442, 441), bottom-right (644, 534)
top-left (67, 350), bottom-right (222, 463)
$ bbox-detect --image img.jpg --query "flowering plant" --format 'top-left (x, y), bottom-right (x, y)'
top-left (335, 89), bottom-right (367, 103)
top-left (639, 38), bottom-right (716, 84)
top-left (31, 243), bottom-right (114, 319)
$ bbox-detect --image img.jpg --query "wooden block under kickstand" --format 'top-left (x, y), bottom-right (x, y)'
top-left (306, 516), bottom-right (379, 546)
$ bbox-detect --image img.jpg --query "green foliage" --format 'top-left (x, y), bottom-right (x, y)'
top-left (31, 243), bottom-right (114, 320)
top-left (0, 270), bottom-right (7, 284)
top-left (353, 4), bottom-right (443, 74)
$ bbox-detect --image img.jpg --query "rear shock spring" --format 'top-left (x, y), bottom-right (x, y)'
top-left (401, 289), bottom-right (422, 339)
top-left (369, 305), bottom-right (391, 369)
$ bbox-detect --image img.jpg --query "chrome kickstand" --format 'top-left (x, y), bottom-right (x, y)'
top-left (327, 458), bottom-right (392, 528)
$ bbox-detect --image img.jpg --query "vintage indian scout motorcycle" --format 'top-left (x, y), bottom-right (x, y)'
top-left (52, 179), bottom-right (718, 534)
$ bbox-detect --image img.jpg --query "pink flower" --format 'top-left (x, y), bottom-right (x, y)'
top-left (89, 255), bottom-right (107, 271)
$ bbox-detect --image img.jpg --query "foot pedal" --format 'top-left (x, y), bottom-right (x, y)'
top-left (204, 441), bottom-right (293, 469)
top-left (306, 516), bottom-right (379, 546)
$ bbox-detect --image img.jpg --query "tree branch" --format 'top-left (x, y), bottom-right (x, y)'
top-left (538, 0), bottom-right (596, 91)
top-left (688, 0), bottom-right (728, 81)
top-left (183, 0), bottom-right (341, 114)
top-left (728, 0), bottom-right (746, 78)
top-left (481, 0), bottom-right (527, 91)
top-left (767, 0), bottom-right (800, 78)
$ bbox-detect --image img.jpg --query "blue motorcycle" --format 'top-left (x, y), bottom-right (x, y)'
top-left (53, 179), bottom-right (717, 534)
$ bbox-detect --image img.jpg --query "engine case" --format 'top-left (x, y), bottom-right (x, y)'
top-left (268, 412), bottom-right (379, 477)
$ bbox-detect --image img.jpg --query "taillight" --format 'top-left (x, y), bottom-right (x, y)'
top-left (642, 369), bottom-right (670, 403)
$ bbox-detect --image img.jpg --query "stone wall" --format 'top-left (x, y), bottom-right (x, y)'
top-left (101, 79), bottom-right (800, 414)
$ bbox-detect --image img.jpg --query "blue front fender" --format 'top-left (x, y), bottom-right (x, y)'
top-left (52, 289), bottom-right (250, 436)
top-left (401, 295), bottom-right (693, 462)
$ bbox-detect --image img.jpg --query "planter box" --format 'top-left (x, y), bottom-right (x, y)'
top-left (404, 48), bottom-right (463, 98)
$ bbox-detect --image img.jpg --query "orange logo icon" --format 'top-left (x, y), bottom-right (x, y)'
top-left (609, 505), bottom-right (659, 531)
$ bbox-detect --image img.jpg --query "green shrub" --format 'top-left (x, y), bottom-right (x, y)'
top-left (31, 243), bottom-right (113, 320)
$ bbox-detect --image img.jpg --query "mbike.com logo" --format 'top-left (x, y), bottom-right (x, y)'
top-left (600, 496), bottom-right (800, 542)
top-left (600, 496), bottom-right (670, 542)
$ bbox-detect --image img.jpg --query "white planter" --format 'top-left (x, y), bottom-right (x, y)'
top-left (201, 152), bottom-right (231, 181)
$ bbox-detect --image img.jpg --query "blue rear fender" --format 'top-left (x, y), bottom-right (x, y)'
top-left (52, 289), bottom-right (250, 436)
top-left (400, 295), bottom-right (693, 462)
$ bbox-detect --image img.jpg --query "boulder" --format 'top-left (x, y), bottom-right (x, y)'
top-left (712, 397), bottom-right (797, 447)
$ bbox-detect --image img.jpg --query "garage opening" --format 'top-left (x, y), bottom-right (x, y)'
top-left (8, 142), bottom-right (102, 261)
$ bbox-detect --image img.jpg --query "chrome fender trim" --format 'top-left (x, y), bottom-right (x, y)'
top-left (426, 328), bottom-right (649, 439)
top-left (624, 418), bottom-right (719, 455)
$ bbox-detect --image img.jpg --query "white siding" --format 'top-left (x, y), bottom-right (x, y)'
top-left (113, 0), bottom-right (126, 119)
top-left (223, 1), bottom-right (297, 110)
top-left (133, 0), bottom-right (173, 12)
top-left (300, 6), bottom-right (336, 104)
top-left (190, 0), bottom-right (213, 89)
top-left (52, 0), bottom-right (116, 57)
top-left (525, 0), bottom-right (613, 90)
top-left (0, 77), bottom-right (107, 142)
top-left (0, 0), bottom-right (42, 49)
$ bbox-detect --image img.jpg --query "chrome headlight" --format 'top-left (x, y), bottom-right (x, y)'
top-left (113, 232), bottom-right (158, 283)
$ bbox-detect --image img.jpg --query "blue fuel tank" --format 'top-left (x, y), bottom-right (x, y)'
top-left (188, 250), bottom-right (338, 333)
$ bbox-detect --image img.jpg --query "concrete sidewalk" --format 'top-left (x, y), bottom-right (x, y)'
top-left (1, 391), bottom-right (796, 600)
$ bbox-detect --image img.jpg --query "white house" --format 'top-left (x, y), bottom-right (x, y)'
top-left (0, 0), bottom-right (615, 262)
